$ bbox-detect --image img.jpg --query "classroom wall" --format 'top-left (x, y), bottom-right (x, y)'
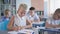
top-left (44, 0), bottom-right (48, 18)
top-left (16, 0), bottom-right (44, 11)
top-left (49, 0), bottom-right (60, 15)
top-left (16, 0), bottom-right (31, 11)
top-left (31, 0), bottom-right (44, 11)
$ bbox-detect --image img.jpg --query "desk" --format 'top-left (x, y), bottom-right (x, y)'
top-left (0, 31), bottom-right (8, 34)
top-left (39, 28), bottom-right (60, 34)
top-left (0, 31), bottom-right (25, 34)
top-left (0, 29), bottom-right (34, 34)
top-left (8, 29), bottom-right (34, 34)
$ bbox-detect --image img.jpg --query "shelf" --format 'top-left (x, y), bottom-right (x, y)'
top-left (0, 0), bottom-right (16, 17)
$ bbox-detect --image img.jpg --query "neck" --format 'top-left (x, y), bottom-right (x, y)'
top-left (31, 14), bottom-right (34, 17)
top-left (17, 14), bottom-right (22, 18)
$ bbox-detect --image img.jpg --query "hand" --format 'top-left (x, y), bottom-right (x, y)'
top-left (30, 20), bottom-right (34, 23)
top-left (17, 26), bottom-right (22, 30)
top-left (17, 26), bottom-right (25, 30)
top-left (13, 27), bottom-right (18, 31)
top-left (20, 26), bottom-right (25, 29)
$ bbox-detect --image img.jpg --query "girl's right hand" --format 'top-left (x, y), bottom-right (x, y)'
top-left (12, 27), bottom-right (18, 31)
top-left (17, 26), bottom-right (22, 30)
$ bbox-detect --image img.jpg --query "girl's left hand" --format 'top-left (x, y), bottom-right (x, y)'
top-left (17, 26), bottom-right (22, 30)
top-left (17, 26), bottom-right (25, 30)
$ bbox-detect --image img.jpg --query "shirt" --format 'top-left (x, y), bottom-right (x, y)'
top-left (47, 19), bottom-right (60, 25)
top-left (14, 14), bottom-right (26, 27)
top-left (27, 13), bottom-right (39, 21)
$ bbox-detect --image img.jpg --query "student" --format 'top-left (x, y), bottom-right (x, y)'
top-left (27, 7), bottom-right (40, 23)
top-left (0, 9), bottom-right (11, 30)
top-left (45, 8), bottom-right (60, 28)
top-left (55, 9), bottom-right (60, 19)
top-left (7, 4), bottom-right (32, 31)
top-left (2, 9), bottom-right (11, 21)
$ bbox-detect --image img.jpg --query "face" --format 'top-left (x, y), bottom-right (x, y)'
top-left (29, 10), bottom-right (34, 16)
top-left (57, 13), bottom-right (60, 17)
top-left (8, 11), bottom-right (11, 17)
top-left (21, 11), bottom-right (26, 16)
top-left (18, 7), bottom-right (26, 17)
top-left (54, 15), bottom-right (59, 20)
top-left (57, 13), bottom-right (60, 19)
top-left (5, 11), bottom-right (11, 18)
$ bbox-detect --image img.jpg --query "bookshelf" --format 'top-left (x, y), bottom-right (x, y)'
top-left (0, 0), bottom-right (16, 17)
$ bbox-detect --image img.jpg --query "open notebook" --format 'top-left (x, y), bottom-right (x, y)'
top-left (8, 29), bottom-right (34, 34)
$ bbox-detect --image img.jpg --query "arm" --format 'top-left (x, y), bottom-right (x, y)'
top-left (34, 14), bottom-right (40, 22)
top-left (7, 16), bottom-right (18, 31)
top-left (37, 18), bottom-right (40, 22)
top-left (45, 21), bottom-right (59, 28)
top-left (23, 19), bottom-right (32, 29)
top-left (55, 25), bottom-right (60, 28)
top-left (45, 21), bottom-right (53, 28)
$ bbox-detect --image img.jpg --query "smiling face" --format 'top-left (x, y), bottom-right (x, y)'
top-left (58, 13), bottom-right (60, 17)
top-left (29, 7), bottom-right (35, 16)
top-left (53, 14), bottom-right (59, 20)
top-left (5, 9), bottom-right (11, 18)
top-left (54, 8), bottom-right (60, 19)
top-left (57, 13), bottom-right (60, 19)
top-left (29, 10), bottom-right (34, 16)
top-left (17, 4), bottom-right (27, 17)
top-left (18, 7), bottom-right (26, 17)
top-left (21, 10), bottom-right (26, 16)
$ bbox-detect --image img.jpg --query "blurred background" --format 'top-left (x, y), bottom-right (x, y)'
top-left (0, 0), bottom-right (60, 32)
top-left (0, 0), bottom-right (60, 18)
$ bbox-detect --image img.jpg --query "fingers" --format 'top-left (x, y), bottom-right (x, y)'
top-left (13, 26), bottom-right (25, 31)
top-left (13, 27), bottom-right (18, 31)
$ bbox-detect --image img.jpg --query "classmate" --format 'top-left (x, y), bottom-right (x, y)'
top-left (45, 8), bottom-right (60, 28)
top-left (0, 9), bottom-right (11, 30)
top-left (27, 7), bottom-right (40, 23)
top-left (7, 4), bottom-right (32, 31)
top-left (55, 9), bottom-right (60, 19)
top-left (2, 9), bottom-right (11, 21)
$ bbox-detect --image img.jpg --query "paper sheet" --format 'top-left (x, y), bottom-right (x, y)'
top-left (18, 29), bottom-right (34, 34)
top-left (8, 31), bottom-right (18, 34)
top-left (8, 29), bottom-right (34, 34)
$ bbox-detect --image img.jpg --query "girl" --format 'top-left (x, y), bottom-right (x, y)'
top-left (7, 4), bottom-right (32, 31)
top-left (46, 8), bottom-right (60, 28)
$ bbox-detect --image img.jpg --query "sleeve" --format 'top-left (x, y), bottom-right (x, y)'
top-left (46, 19), bottom-right (51, 24)
top-left (34, 14), bottom-right (39, 20)
top-left (26, 15), bottom-right (29, 20)
top-left (55, 20), bottom-right (60, 25)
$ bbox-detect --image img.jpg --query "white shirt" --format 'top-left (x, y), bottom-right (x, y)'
top-left (27, 13), bottom-right (39, 21)
top-left (14, 14), bottom-right (26, 27)
top-left (47, 19), bottom-right (60, 25)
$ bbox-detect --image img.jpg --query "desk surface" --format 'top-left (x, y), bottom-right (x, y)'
top-left (0, 20), bottom-right (9, 30)
top-left (40, 28), bottom-right (60, 33)
top-left (0, 31), bottom-right (8, 34)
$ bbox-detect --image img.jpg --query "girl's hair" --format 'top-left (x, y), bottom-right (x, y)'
top-left (5, 9), bottom-right (10, 15)
top-left (55, 8), bottom-right (60, 13)
top-left (53, 8), bottom-right (60, 19)
top-left (18, 4), bottom-right (27, 10)
top-left (17, 3), bottom-right (27, 13)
